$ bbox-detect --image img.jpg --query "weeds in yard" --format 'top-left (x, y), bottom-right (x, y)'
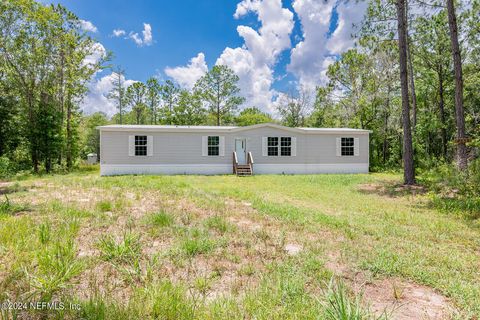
top-left (96, 200), bottom-right (113, 212)
top-left (203, 215), bottom-right (231, 234)
top-left (145, 281), bottom-right (196, 320)
top-left (181, 237), bottom-right (215, 257)
top-left (323, 277), bottom-right (388, 320)
top-left (2, 172), bottom-right (478, 317)
top-left (97, 232), bottom-right (142, 264)
top-left (38, 222), bottom-right (51, 244)
top-left (25, 240), bottom-right (83, 301)
top-left (149, 210), bottom-right (174, 227)
top-left (0, 194), bottom-right (28, 215)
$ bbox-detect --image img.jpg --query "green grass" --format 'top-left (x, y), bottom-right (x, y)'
top-left (96, 200), bottom-right (113, 212)
top-left (0, 170), bottom-right (479, 318)
top-left (203, 215), bottom-right (231, 233)
top-left (149, 210), bottom-right (174, 227)
top-left (97, 232), bottom-right (142, 264)
top-left (180, 235), bottom-right (215, 257)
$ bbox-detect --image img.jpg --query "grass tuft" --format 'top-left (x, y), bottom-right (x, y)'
top-left (25, 240), bottom-right (84, 301)
top-left (96, 200), bottom-right (113, 212)
top-left (181, 232), bottom-right (215, 257)
top-left (0, 194), bottom-right (28, 215)
top-left (323, 277), bottom-right (388, 320)
top-left (203, 215), bottom-right (230, 233)
top-left (97, 232), bottom-right (142, 264)
top-left (38, 222), bottom-right (51, 244)
top-left (149, 210), bottom-right (174, 227)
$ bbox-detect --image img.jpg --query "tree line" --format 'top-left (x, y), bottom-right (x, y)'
top-left (305, 0), bottom-right (479, 184)
top-left (0, 0), bottom-right (106, 173)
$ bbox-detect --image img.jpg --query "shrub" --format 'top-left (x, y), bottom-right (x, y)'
top-left (421, 159), bottom-right (480, 218)
top-left (0, 156), bottom-right (14, 178)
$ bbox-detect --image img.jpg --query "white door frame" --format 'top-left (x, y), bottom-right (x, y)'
top-left (235, 138), bottom-right (247, 164)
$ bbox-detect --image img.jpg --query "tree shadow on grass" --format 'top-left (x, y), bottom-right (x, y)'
top-left (0, 183), bottom-right (28, 195)
top-left (356, 181), bottom-right (427, 198)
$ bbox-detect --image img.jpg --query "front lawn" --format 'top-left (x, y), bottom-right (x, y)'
top-left (0, 170), bottom-right (478, 319)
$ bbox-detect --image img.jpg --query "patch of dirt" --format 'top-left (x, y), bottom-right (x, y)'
top-left (73, 262), bottom-right (133, 301)
top-left (228, 216), bottom-right (263, 231)
top-left (284, 243), bottom-right (303, 256)
top-left (361, 277), bottom-right (452, 320)
top-left (322, 253), bottom-right (452, 319)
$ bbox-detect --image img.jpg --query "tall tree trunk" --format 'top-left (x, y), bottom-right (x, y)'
top-left (27, 91), bottom-right (39, 173)
top-left (407, 42), bottom-right (417, 129)
top-left (66, 98), bottom-right (72, 170)
top-left (396, 0), bottom-right (415, 185)
top-left (405, 1), bottom-right (417, 129)
top-left (446, 0), bottom-right (468, 171)
top-left (383, 112), bottom-right (389, 165)
top-left (58, 49), bottom-right (65, 166)
top-left (437, 67), bottom-right (448, 160)
top-left (383, 83), bottom-right (392, 165)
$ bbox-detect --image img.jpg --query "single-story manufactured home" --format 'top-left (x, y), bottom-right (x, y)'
top-left (97, 123), bottom-right (370, 176)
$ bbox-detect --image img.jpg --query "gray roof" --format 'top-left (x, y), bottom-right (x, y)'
top-left (98, 125), bottom-right (237, 130)
top-left (97, 123), bottom-right (371, 134)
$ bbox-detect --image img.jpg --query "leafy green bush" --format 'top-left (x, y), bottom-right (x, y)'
top-left (0, 156), bottom-right (14, 178)
top-left (421, 159), bottom-right (480, 218)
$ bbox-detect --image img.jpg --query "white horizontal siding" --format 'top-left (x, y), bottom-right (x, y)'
top-left (100, 127), bottom-right (369, 168)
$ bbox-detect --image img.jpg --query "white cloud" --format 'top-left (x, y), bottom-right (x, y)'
top-left (288, 0), bottom-right (367, 91)
top-left (164, 53), bottom-right (208, 90)
top-left (142, 23), bottom-right (153, 45)
top-left (216, 0), bottom-right (294, 112)
top-left (112, 23), bottom-right (153, 47)
top-left (112, 29), bottom-right (126, 37)
top-left (82, 42), bottom-right (107, 69)
top-left (288, 0), bottom-right (335, 91)
top-left (162, 0), bottom-right (294, 112)
top-left (129, 32), bottom-right (144, 46)
top-left (81, 72), bottom-right (136, 117)
top-left (326, 1), bottom-right (368, 55)
top-left (128, 23), bottom-right (153, 46)
top-left (79, 19), bottom-right (98, 33)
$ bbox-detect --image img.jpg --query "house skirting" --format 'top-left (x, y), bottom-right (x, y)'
top-left (100, 163), bottom-right (368, 176)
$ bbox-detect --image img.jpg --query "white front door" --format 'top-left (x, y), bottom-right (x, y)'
top-left (235, 139), bottom-right (247, 164)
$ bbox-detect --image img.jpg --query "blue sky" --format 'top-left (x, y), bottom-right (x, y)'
top-left (46, 0), bottom-right (367, 116)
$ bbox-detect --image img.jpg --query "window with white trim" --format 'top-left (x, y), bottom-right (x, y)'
top-left (341, 137), bottom-right (354, 156)
top-left (280, 137), bottom-right (291, 156)
top-left (267, 137), bottom-right (292, 156)
top-left (135, 135), bottom-right (147, 156)
top-left (267, 137), bottom-right (278, 156)
top-left (208, 136), bottom-right (219, 156)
